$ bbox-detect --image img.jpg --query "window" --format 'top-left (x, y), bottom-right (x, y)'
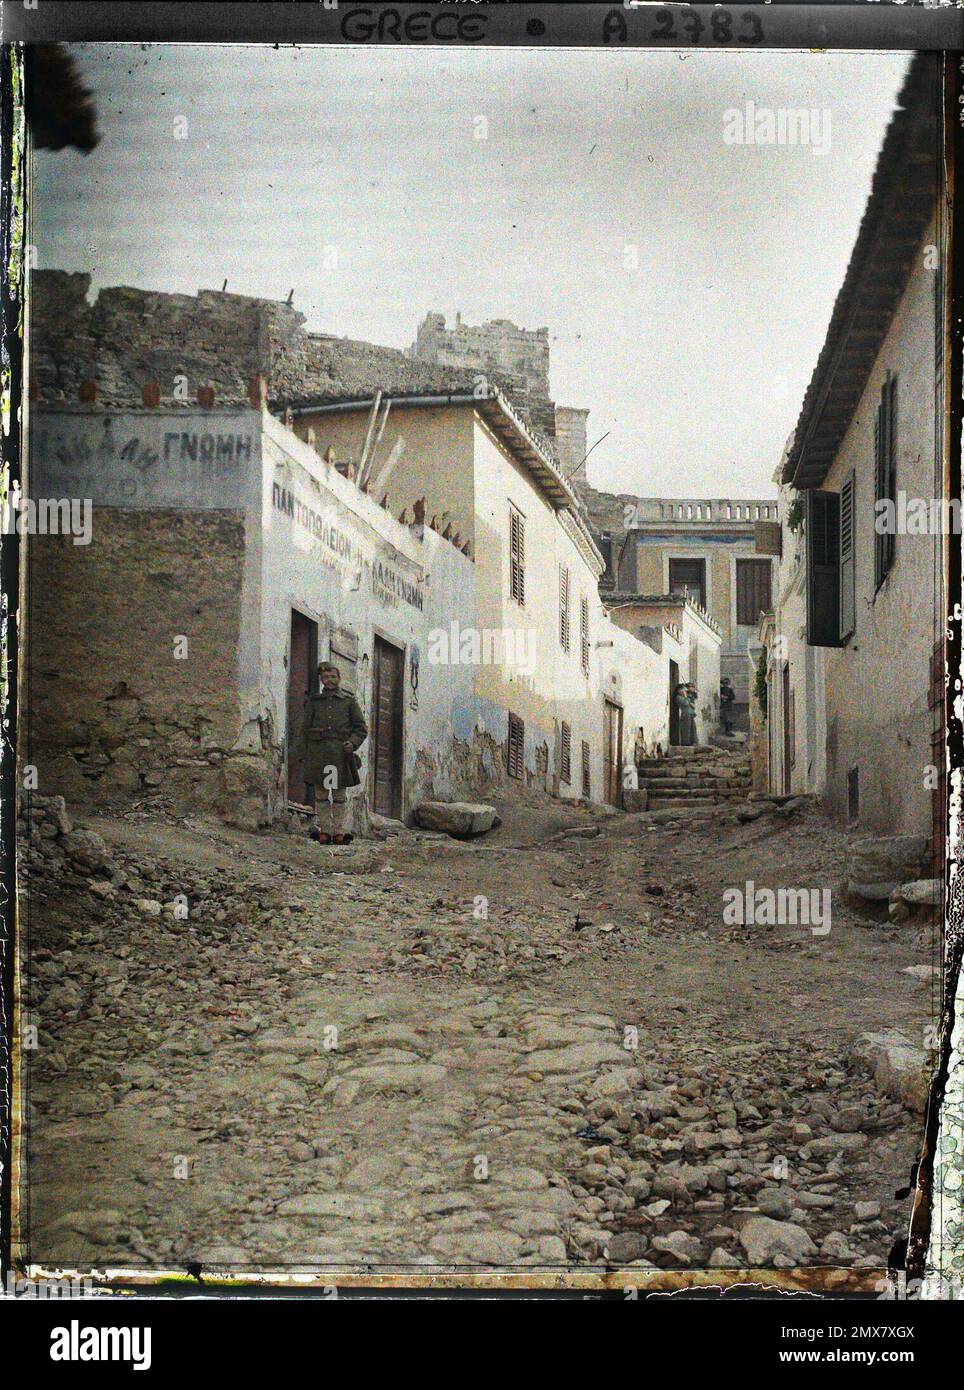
top-left (735, 559), bottom-right (772, 627)
top-left (509, 504), bottom-right (525, 605)
top-left (839, 470), bottom-right (856, 641)
top-left (668, 558), bottom-right (706, 609)
top-left (847, 766), bottom-right (859, 823)
top-left (559, 565), bottom-right (571, 651)
top-left (874, 374), bottom-right (898, 589)
top-left (507, 711), bottom-right (524, 779)
top-left (560, 721), bottom-right (572, 785)
top-left (581, 740), bottom-right (591, 798)
top-left (805, 488), bottom-right (842, 648)
top-left (580, 595), bottom-right (590, 675)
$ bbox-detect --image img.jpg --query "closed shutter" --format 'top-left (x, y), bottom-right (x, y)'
top-left (507, 712), bottom-right (524, 779)
top-left (874, 375), bottom-right (898, 588)
top-left (580, 595), bottom-right (590, 674)
top-left (559, 565), bottom-right (571, 651)
top-left (509, 506), bottom-right (525, 604)
top-left (805, 488), bottom-right (842, 647)
top-left (560, 721), bottom-right (572, 784)
top-left (581, 740), bottom-right (591, 797)
top-left (839, 470), bottom-right (856, 641)
top-left (736, 559), bottom-right (773, 627)
top-left (885, 375), bottom-right (898, 576)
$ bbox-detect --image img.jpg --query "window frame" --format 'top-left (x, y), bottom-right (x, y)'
top-left (735, 557), bottom-right (773, 628)
top-left (668, 557), bottom-right (707, 610)
top-left (560, 720), bottom-right (572, 785)
top-left (507, 711), bottom-right (525, 780)
top-left (559, 564), bottom-right (571, 652)
top-left (509, 504), bottom-right (526, 606)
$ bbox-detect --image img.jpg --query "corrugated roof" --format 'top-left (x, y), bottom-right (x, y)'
top-left (783, 55), bottom-right (939, 489)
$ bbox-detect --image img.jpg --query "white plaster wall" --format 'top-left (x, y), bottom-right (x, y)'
top-left (469, 416), bottom-right (667, 803)
top-left (769, 484), bottom-right (827, 797)
top-left (819, 227), bottom-right (940, 835)
top-left (258, 415), bottom-right (477, 817)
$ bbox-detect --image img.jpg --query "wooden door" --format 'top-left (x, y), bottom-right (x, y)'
top-left (930, 638), bottom-right (945, 875)
top-left (781, 664), bottom-right (792, 795)
top-left (287, 609), bottom-right (318, 805)
top-left (372, 635), bottom-right (404, 819)
top-left (604, 698), bottom-right (624, 808)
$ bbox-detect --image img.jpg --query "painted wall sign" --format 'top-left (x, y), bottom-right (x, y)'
top-left (272, 480), bottom-right (424, 611)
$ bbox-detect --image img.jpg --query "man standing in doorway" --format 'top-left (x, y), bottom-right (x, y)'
top-left (300, 661), bottom-right (368, 844)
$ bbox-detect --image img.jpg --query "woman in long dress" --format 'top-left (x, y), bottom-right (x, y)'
top-left (675, 681), bottom-right (697, 746)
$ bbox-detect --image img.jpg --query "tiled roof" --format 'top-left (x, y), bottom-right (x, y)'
top-left (782, 55), bottom-right (938, 488)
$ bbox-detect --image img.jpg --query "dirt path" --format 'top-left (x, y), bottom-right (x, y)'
top-left (22, 795), bottom-right (936, 1277)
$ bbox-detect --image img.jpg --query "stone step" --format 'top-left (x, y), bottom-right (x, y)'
top-left (647, 789), bottom-right (719, 803)
top-left (640, 770), bottom-right (750, 784)
top-left (646, 796), bottom-right (725, 811)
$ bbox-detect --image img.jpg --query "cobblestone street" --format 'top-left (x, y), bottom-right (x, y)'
top-left (22, 792), bottom-right (935, 1282)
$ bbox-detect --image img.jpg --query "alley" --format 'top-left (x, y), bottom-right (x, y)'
top-left (23, 791), bottom-right (934, 1282)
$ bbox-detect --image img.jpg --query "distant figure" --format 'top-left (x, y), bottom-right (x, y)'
top-left (720, 676), bottom-right (735, 735)
top-left (675, 681), bottom-right (697, 746)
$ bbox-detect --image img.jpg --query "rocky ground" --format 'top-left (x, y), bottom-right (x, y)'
top-left (19, 788), bottom-right (939, 1282)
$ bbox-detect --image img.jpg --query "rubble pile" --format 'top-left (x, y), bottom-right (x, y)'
top-left (21, 790), bottom-right (931, 1274)
top-left (570, 1038), bottom-right (911, 1270)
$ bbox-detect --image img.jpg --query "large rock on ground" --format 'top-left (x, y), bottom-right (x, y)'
top-left (851, 1029), bottom-right (930, 1113)
top-left (847, 835), bottom-right (929, 901)
top-left (898, 878), bottom-right (942, 907)
top-left (60, 828), bottom-right (110, 872)
top-left (739, 1217), bottom-right (816, 1266)
top-left (414, 801), bottom-right (498, 836)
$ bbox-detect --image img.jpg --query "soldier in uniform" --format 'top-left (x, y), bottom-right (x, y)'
top-left (300, 661), bottom-right (368, 844)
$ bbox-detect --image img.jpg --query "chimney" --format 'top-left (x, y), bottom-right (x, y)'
top-left (554, 406), bottom-right (590, 483)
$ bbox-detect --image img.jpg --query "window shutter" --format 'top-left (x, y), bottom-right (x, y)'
top-left (839, 470), bottom-right (856, 641)
top-left (874, 376), bottom-right (898, 588)
top-left (581, 740), bottom-right (591, 797)
top-left (805, 488), bottom-right (842, 647)
top-left (560, 721), bottom-right (572, 784)
top-left (873, 401), bottom-right (885, 589)
top-left (559, 565), bottom-right (571, 651)
top-left (580, 595), bottom-right (590, 674)
top-left (886, 375), bottom-right (898, 576)
top-left (509, 506), bottom-right (525, 604)
top-left (507, 712), bottom-right (524, 779)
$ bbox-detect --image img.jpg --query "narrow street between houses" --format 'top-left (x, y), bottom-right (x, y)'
top-left (23, 790), bottom-right (936, 1281)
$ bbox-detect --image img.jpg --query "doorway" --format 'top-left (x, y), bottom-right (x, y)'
top-left (668, 658), bottom-right (680, 746)
top-left (781, 663), bottom-right (792, 795)
top-left (287, 609), bottom-right (318, 805)
top-left (603, 698), bottom-right (624, 808)
top-left (372, 635), bottom-right (405, 819)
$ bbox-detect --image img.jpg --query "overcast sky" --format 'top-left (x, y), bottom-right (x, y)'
top-left (34, 44), bottom-right (912, 497)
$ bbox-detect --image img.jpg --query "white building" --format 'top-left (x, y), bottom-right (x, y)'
top-left (288, 386), bottom-right (669, 808)
top-left (775, 55), bottom-right (942, 840)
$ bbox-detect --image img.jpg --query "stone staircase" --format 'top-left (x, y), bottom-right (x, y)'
top-left (637, 745), bottom-right (752, 812)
